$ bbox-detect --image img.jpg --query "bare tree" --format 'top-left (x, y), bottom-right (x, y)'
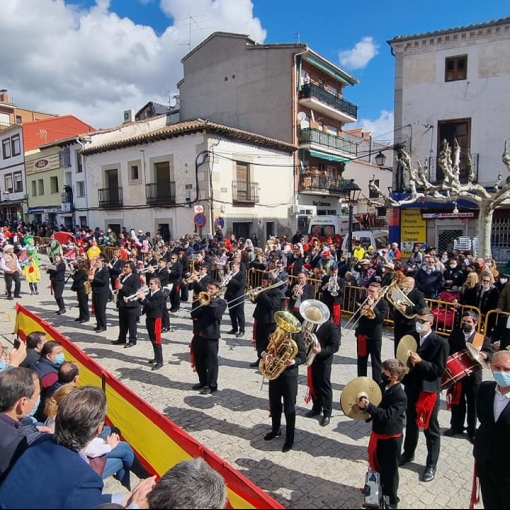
top-left (369, 140), bottom-right (510, 258)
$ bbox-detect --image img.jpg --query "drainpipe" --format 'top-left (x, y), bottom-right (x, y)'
top-left (75, 137), bottom-right (89, 227)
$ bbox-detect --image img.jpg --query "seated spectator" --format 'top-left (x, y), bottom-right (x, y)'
top-left (0, 367), bottom-right (43, 478)
top-left (442, 258), bottom-right (466, 292)
top-left (43, 383), bottom-right (78, 432)
top-left (148, 457), bottom-right (227, 509)
top-left (19, 331), bottom-right (47, 368)
top-left (29, 340), bottom-right (65, 391)
top-left (0, 386), bottom-right (156, 509)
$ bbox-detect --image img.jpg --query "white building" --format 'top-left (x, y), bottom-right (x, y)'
top-left (0, 125), bottom-right (24, 223)
top-left (80, 119), bottom-right (296, 240)
top-left (388, 16), bottom-right (510, 258)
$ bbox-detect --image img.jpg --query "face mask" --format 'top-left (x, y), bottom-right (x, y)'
top-left (482, 284), bottom-right (490, 291)
top-left (25, 395), bottom-right (40, 418)
top-left (416, 322), bottom-right (428, 334)
top-left (381, 374), bottom-right (390, 386)
top-left (450, 264), bottom-right (457, 269)
top-left (0, 357), bottom-right (6, 372)
top-left (54, 353), bottom-right (65, 366)
top-left (462, 323), bottom-right (473, 334)
top-left (493, 371), bottom-right (510, 388)
top-left (500, 278), bottom-right (508, 285)
top-left (486, 262), bottom-right (492, 267)
top-left (441, 256), bottom-right (448, 262)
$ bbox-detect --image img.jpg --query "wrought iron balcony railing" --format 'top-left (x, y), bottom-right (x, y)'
top-left (300, 128), bottom-right (357, 156)
top-left (299, 171), bottom-right (347, 194)
top-left (232, 181), bottom-right (259, 204)
top-left (145, 182), bottom-right (176, 205)
top-left (98, 187), bottom-right (123, 208)
top-left (300, 83), bottom-right (358, 119)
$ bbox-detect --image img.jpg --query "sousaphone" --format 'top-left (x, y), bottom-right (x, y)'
top-left (340, 377), bottom-right (382, 420)
top-left (396, 334), bottom-right (418, 374)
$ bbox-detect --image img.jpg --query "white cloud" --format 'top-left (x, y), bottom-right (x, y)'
top-left (339, 36), bottom-right (379, 70)
top-left (0, 0), bottom-right (266, 129)
top-left (356, 110), bottom-right (394, 141)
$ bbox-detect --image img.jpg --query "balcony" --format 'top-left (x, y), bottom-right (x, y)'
top-left (299, 171), bottom-right (347, 195)
top-left (146, 182), bottom-right (176, 205)
top-left (98, 187), bottom-right (123, 208)
top-left (232, 181), bottom-right (259, 205)
top-left (300, 128), bottom-right (358, 157)
top-left (299, 83), bottom-right (357, 123)
top-left (427, 153), bottom-right (479, 184)
top-left (61, 192), bottom-right (73, 203)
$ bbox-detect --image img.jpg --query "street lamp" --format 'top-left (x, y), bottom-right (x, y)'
top-left (340, 179), bottom-right (361, 264)
top-left (375, 151), bottom-right (387, 167)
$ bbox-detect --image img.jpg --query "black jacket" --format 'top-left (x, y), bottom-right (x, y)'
top-left (91, 267), bottom-right (110, 295)
top-left (224, 271), bottom-right (246, 301)
top-left (355, 299), bottom-right (388, 339)
top-left (313, 320), bottom-right (341, 363)
top-left (191, 297), bottom-right (227, 339)
top-left (150, 268), bottom-right (169, 287)
top-left (190, 274), bottom-right (212, 295)
top-left (392, 287), bottom-right (427, 332)
top-left (403, 331), bottom-right (448, 394)
top-left (70, 269), bottom-right (87, 292)
top-left (366, 382), bottom-right (407, 435)
top-left (117, 273), bottom-right (142, 309)
top-left (252, 287), bottom-right (282, 324)
top-left (139, 290), bottom-right (166, 318)
top-left (320, 275), bottom-right (344, 305)
top-left (109, 259), bottom-right (124, 281)
top-left (47, 261), bottom-right (66, 283)
top-left (286, 282), bottom-right (315, 310)
top-left (168, 261), bottom-right (183, 283)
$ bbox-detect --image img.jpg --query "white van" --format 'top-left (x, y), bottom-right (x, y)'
top-left (308, 215), bottom-right (361, 241)
top-left (341, 230), bottom-right (390, 255)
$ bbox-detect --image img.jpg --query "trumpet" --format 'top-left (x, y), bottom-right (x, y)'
top-left (195, 291), bottom-right (211, 306)
top-left (292, 281), bottom-right (305, 300)
top-left (344, 285), bottom-right (390, 331)
top-left (139, 265), bottom-right (157, 274)
top-left (325, 276), bottom-right (340, 297)
top-left (182, 272), bottom-right (196, 285)
top-left (123, 285), bottom-right (149, 302)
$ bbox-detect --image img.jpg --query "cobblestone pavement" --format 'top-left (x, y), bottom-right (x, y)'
top-left (0, 263), bottom-right (482, 509)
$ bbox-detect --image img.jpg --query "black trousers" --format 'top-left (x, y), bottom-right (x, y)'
top-left (93, 292), bottom-right (108, 329)
top-left (53, 280), bottom-right (65, 311)
top-left (357, 336), bottom-right (382, 384)
top-left (4, 272), bottom-right (21, 297)
top-left (479, 466), bottom-right (510, 509)
top-left (269, 375), bottom-right (298, 444)
top-left (311, 359), bottom-right (333, 417)
top-left (450, 373), bottom-right (480, 436)
top-left (377, 435), bottom-right (403, 506)
top-left (180, 284), bottom-right (189, 302)
top-left (255, 322), bottom-right (276, 358)
top-left (170, 285), bottom-right (181, 310)
top-left (77, 290), bottom-right (89, 321)
top-left (191, 335), bottom-right (219, 389)
top-left (118, 306), bottom-right (139, 344)
top-left (229, 301), bottom-right (245, 332)
top-left (403, 389), bottom-right (441, 468)
top-left (162, 294), bottom-right (170, 329)
top-left (146, 317), bottom-right (163, 363)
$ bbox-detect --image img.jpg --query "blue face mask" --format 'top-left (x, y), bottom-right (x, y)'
top-left (54, 353), bottom-right (65, 366)
top-left (25, 395), bottom-right (40, 418)
top-left (0, 357), bottom-right (6, 372)
top-left (493, 371), bottom-right (510, 388)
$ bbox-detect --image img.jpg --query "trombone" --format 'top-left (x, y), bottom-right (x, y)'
top-left (344, 285), bottom-right (390, 331)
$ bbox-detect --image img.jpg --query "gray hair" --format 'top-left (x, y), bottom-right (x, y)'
top-left (148, 457), bottom-right (227, 509)
top-left (54, 386), bottom-right (106, 451)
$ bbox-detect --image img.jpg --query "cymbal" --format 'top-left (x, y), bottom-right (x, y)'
top-left (465, 342), bottom-right (489, 369)
top-left (396, 334), bottom-right (418, 374)
top-left (340, 377), bottom-right (382, 420)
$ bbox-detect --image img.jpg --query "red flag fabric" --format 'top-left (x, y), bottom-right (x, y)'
top-left (54, 232), bottom-right (77, 245)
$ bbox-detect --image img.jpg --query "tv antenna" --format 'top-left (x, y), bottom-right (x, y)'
top-left (295, 31), bottom-right (300, 44)
top-left (176, 14), bottom-right (211, 52)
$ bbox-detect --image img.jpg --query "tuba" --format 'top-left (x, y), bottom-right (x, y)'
top-left (259, 311), bottom-right (302, 380)
top-left (299, 300), bottom-right (330, 365)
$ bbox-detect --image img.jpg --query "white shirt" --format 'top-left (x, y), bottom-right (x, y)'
top-left (419, 330), bottom-right (432, 347)
top-left (494, 386), bottom-right (510, 421)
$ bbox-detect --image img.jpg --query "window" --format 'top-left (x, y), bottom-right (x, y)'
top-left (130, 165), bottom-right (139, 180)
top-left (369, 179), bottom-right (380, 198)
top-left (50, 176), bottom-right (59, 193)
top-left (76, 151), bottom-right (83, 173)
top-left (445, 55), bottom-right (467, 81)
top-left (437, 118), bottom-right (471, 183)
top-left (32, 180), bottom-right (37, 196)
top-left (13, 173), bottom-right (23, 193)
top-left (59, 148), bottom-right (71, 167)
top-left (11, 135), bottom-right (21, 156)
top-left (2, 139), bottom-right (11, 159)
top-left (15, 115), bottom-right (22, 124)
top-left (38, 179), bottom-right (44, 195)
top-left (77, 181), bottom-right (85, 198)
top-left (79, 216), bottom-right (87, 227)
top-left (4, 174), bottom-right (13, 193)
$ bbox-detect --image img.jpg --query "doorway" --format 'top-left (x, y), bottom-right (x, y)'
top-left (232, 222), bottom-right (251, 240)
top-left (436, 222), bottom-right (467, 254)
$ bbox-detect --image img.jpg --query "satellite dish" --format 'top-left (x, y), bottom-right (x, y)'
top-left (297, 112), bottom-right (307, 121)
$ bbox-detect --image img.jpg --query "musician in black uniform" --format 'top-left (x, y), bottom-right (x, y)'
top-left (224, 261), bottom-right (246, 337)
top-left (355, 282), bottom-right (389, 384)
top-left (392, 276), bottom-right (426, 356)
top-left (70, 259), bottom-right (90, 323)
top-left (399, 308), bottom-right (448, 483)
top-left (262, 327), bottom-right (306, 453)
top-left (178, 251), bottom-right (190, 303)
top-left (250, 273), bottom-right (283, 368)
top-left (90, 258), bottom-right (110, 333)
top-left (305, 316), bottom-right (340, 426)
top-left (168, 254), bottom-right (183, 312)
top-left (190, 281), bottom-right (227, 394)
top-left (150, 258), bottom-right (171, 332)
top-left (286, 271), bottom-right (314, 322)
top-left (47, 254), bottom-right (67, 315)
top-left (138, 278), bottom-right (166, 370)
top-left (189, 265), bottom-right (211, 298)
top-left (108, 249), bottom-right (125, 292)
top-left (320, 264), bottom-right (344, 327)
top-left (443, 310), bottom-right (492, 442)
top-left (111, 261), bottom-right (141, 348)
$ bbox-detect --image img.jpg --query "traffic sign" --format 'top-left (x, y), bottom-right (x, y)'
top-left (194, 213), bottom-right (206, 227)
top-left (215, 217), bottom-right (225, 228)
top-left (194, 205), bottom-right (204, 214)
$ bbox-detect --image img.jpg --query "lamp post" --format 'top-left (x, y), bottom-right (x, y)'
top-left (340, 179), bottom-right (361, 265)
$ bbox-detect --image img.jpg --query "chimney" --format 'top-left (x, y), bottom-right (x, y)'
top-left (0, 92), bottom-right (9, 103)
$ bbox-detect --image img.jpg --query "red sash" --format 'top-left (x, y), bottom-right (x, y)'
top-left (305, 365), bottom-right (317, 404)
top-left (368, 431), bottom-right (402, 472)
top-left (446, 383), bottom-right (463, 409)
top-left (469, 461), bottom-right (480, 509)
top-left (189, 343), bottom-right (196, 372)
top-left (50, 281), bottom-right (54, 296)
top-left (357, 334), bottom-right (367, 357)
top-left (332, 303), bottom-right (341, 326)
top-left (415, 391), bottom-right (437, 429)
top-left (154, 318), bottom-right (162, 345)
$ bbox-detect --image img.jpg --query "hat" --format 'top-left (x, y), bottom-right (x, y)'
top-left (3, 244), bottom-right (13, 251)
top-left (107, 228), bottom-right (112, 232)
top-left (360, 259), bottom-right (371, 265)
top-left (138, 229), bottom-right (143, 233)
top-left (330, 263), bottom-right (338, 271)
top-left (367, 245), bottom-right (375, 252)
top-left (322, 250), bottom-right (331, 257)
top-left (383, 262), bottom-right (395, 270)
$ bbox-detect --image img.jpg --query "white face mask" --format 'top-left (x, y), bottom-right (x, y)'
top-left (416, 322), bottom-right (429, 334)
top-left (500, 278), bottom-right (508, 285)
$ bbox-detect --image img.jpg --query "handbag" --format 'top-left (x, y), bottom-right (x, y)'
top-left (88, 456), bottom-right (107, 476)
top-left (432, 307), bottom-right (456, 329)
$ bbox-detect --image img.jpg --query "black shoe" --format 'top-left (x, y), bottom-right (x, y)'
top-left (162, 327), bottom-right (170, 333)
top-left (56, 309), bottom-right (66, 315)
top-left (148, 359), bottom-right (156, 364)
top-left (79, 319), bottom-right (90, 323)
top-left (6, 296), bottom-right (13, 300)
top-left (305, 409), bottom-right (321, 418)
top-left (282, 441), bottom-right (293, 453)
top-left (170, 308), bottom-right (180, 313)
top-left (467, 433), bottom-right (475, 444)
top-left (264, 430), bottom-right (281, 441)
top-left (320, 416), bottom-right (330, 427)
top-left (124, 343), bottom-right (136, 348)
top-left (399, 454), bottom-right (414, 467)
top-left (192, 383), bottom-right (205, 390)
top-left (421, 466), bottom-right (436, 482)
top-left (236, 331), bottom-right (245, 338)
top-left (74, 318), bottom-right (81, 322)
top-left (249, 360), bottom-right (260, 368)
top-left (94, 328), bottom-right (107, 333)
top-left (152, 363), bottom-right (163, 371)
top-left (111, 340), bottom-right (126, 345)
top-left (14, 295), bottom-right (22, 298)
top-left (200, 387), bottom-right (212, 395)
top-left (443, 428), bottom-right (463, 437)
top-left (227, 329), bottom-right (238, 335)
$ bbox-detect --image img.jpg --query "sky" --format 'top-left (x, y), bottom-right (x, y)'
top-left (1, 0), bottom-right (508, 142)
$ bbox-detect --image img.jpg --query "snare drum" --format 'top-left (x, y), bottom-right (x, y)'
top-left (441, 343), bottom-right (487, 391)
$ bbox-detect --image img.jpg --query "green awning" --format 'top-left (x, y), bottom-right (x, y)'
top-left (309, 149), bottom-right (350, 163)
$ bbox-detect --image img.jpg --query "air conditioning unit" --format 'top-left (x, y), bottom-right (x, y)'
top-left (123, 109), bottom-right (135, 123)
top-left (291, 205), bottom-right (300, 214)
